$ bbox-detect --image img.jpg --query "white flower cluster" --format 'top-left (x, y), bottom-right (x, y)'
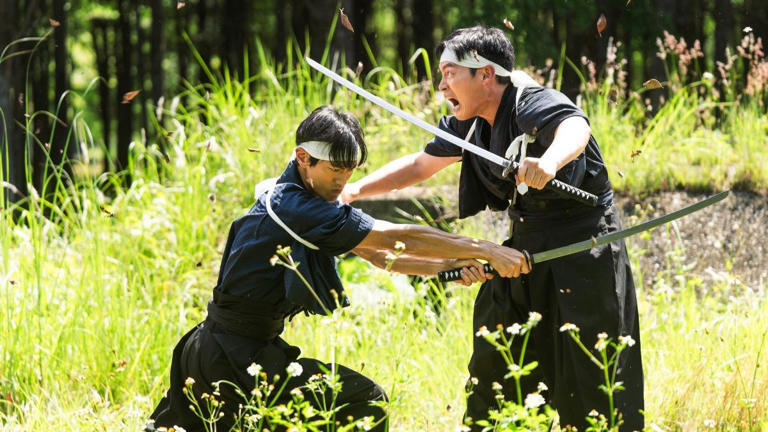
top-left (247, 363), bottom-right (262, 377)
top-left (287, 361), bottom-right (303, 377)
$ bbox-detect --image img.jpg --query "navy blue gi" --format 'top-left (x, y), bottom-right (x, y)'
top-left (425, 84), bottom-right (644, 431)
top-left (148, 160), bottom-right (387, 431)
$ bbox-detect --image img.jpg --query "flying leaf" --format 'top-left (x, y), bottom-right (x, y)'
top-left (617, 170), bottom-right (625, 178)
top-left (596, 14), bottom-right (607, 37)
top-left (355, 61), bottom-right (364, 77)
top-left (177, 2), bottom-right (185, 10)
top-left (17, 93), bottom-right (23, 106)
top-left (643, 78), bottom-right (663, 89)
top-left (630, 149), bottom-right (642, 160)
top-left (99, 205), bottom-right (114, 217)
top-left (208, 193), bottom-right (216, 203)
top-left (626, 0), bottom-right (631, 5)
top-left (49, 19), bottom-right (60, 27)
top-left (503, 18), bottom-right (515, 30)
top-left (340, 9), bottom-right (354, 32)
top-left (247, 147), bottom-right (260, 152)
top-left (122, 90), bottom-right (141, 104)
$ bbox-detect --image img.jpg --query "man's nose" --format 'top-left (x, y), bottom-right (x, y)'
top-left (438, 77), bottom-right (447, 91)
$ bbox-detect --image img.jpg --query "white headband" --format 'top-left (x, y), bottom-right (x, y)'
top-left (297, 141), bottom-right (359, 164)
top-left (439, 47), bottom-right (541, 88)
top-left (439, 47), bottom-right (512, 77)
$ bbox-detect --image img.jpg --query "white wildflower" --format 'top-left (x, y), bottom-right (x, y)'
top-left (287, 362), bottom-right (303, 377)
top-left (744, 26), bottom-right (753, 33)
top-left (559, 323), bottom-right (579, 333)
top-left (475, 326), bottom-right (490, 337)
top-left (492, 382), bottom-right (503, 391)
top-left (588, 409), bottom-right (599, 417)
top-left (184, 377), bottom-right (195, 386)
top-left (527, 311), bottom-right (542, 325)
top-left (524, 392), bottom-right (545, 409)
top-left (537, 382), bottom-right (548, 392)
top-left (619, 335), bottom-right (636, 347)
top-left (703, 419), bottom-right (715, 428)
top-left (506, 323), bottom-right (522, 335)
top-left (247, 363), bottom-right (262, 377)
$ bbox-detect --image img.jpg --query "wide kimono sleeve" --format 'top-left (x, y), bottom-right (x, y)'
top-left (423, 115), bottom-right (474, 157)
top-left (516, 87), bottom-right (590, 148)
top-left (273, 186), bottom-right (375, 256)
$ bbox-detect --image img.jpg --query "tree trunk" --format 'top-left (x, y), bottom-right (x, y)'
top-left (273, 0), bottom-right (287, 64)
top-left (134, 2), bottom-right (149, 137)
top-left (116, 0), bottom-right (133, 177)
top-left (31, 0), bottom-right (51, 193)
top-left (50, 0), bottom-right (72, 186)
top-left (0, 0), bottom-right (26, 207)
top-left (714, 0), bottom-right (734, 66)
top-left (92, 19), bottom-right (112, 172)
top-left (411, 0), bottom-right (433, 79)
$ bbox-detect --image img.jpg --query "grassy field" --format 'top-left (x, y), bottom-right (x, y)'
top-left (1, 38), bottom-right (767, 431)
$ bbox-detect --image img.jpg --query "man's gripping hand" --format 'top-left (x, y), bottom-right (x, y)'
top-left (516, 157), bottom-right (557, 190)
top-left (487, 245), bottom-right (531, 278)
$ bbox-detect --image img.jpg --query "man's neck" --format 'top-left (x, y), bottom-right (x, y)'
top-left (478, 83), bottom-right (509, 127)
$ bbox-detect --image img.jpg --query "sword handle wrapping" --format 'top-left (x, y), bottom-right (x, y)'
top-left (547, 178), bottom-right (598, 206)
top-left (436, 251), bottom-right (532, 282)
top-left (502, 161), bottom-right (598, 207)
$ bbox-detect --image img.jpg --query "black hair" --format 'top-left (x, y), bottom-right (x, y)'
top-left (435, 26), bottom-right (515, 85)
top-left (295, 105), bottom-right (367, 169)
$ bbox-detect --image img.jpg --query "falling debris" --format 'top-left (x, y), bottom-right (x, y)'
top-left (177, 2), bottom-right (185, 10)
top-left (247, 147), bottom-right (259, 152)
top-left (631, 149), bottom-right (642, 160)
top-left (355, 61), bottom-right (364, 77)
top-left (122, 90), bottom-right (141, 104)
top-left (643, 79), bottom-right (663, 89)
top-left (340, 9), bottom-right (354, 33)
top-left (99, 205), bottom-right (114, 217)
top-left (596, 14), bottom-right (607, 37)
top-left (626, 0), bottom-right (632, 6)
top-left (49, 19), bottom-right (60, 27)
top-left (618, 170), bottom-right (625, 178)
top-left (503, 18), bottom-right (515, 31)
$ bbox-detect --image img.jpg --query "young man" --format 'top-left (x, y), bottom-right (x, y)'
top-left (342, 27), bottom-right (644, 431)
top-left (147, 105), bottom-right (529, 432)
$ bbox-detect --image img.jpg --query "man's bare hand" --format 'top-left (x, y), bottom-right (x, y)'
top-left (516, 157), bottom-right (557, 190)
top-left (340, 182), bottom-right (360, 203)
top-left (487, 245), bottom-right (531, 278)
top-left (450, 259), bottom-right (493, 286)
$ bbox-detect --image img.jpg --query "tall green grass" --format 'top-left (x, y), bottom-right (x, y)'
top-left (1, 32), bottom-right (767, 431)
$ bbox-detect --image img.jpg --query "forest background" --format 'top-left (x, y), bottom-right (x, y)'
top-left (1, 0), bottom-right (768, 431)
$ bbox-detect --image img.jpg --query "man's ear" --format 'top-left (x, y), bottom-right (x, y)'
top-left (295, 147), bottom-right (311, 167)
top-left (481, 65), bottom-right (495, 83)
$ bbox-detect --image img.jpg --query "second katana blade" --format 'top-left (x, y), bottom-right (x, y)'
top-left (437, 190), bottom-right (730, 282)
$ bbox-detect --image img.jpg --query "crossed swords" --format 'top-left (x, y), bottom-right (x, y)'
top-left (305, 57), bottom-right (729, 281)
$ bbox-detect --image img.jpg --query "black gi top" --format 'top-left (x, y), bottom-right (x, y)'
top-left (425, 85), bottom-right (613, 220)
top-left (214, 160), bottom-right (375, 317)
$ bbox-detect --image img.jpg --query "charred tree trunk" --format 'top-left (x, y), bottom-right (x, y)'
top-left (411, 0), bottom-right (433, 79)
top-left (50, 0), bottom-right (72, 186)
top-left (223, 0), bottom-right (252, 78)
top-left (0, 0), bottom-right (27, 207)
top-left (134, 2), bottom-right (149, 137)
top-left (92, 19), bottom-right (112, 172)
top-left (273, 0), bottom-right (287, 64)
top-left (31, 0), bottom-right (51, 193)
top-left (116, 0), bottom-right (133, 177)
top-left (394, 0), bottom-right (408, 73)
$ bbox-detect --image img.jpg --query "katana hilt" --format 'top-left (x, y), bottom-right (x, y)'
top-left (502, 160), bottom-right (598, 207)
top-left (437, 250), bottom-right (533, 282)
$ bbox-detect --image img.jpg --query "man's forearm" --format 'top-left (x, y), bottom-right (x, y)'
top-left (359, 221), bottom-right (494, 262)
top-left (354, 248), bottom-right (460, 276)
top-left (541, 116), bottom-right (591, 170)
top-left (348, 153), bottom-right (423, 200)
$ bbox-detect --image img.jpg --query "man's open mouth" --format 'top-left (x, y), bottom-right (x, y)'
top-left (447, 97), bottom-right (459, 110)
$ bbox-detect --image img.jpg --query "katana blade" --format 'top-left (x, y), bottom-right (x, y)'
top-left (305, 57), bottom-right (598, 206)
top-left (305, 57), bottom-right (510, 168)
top-left (437, 190), bottom-right (729, 282)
